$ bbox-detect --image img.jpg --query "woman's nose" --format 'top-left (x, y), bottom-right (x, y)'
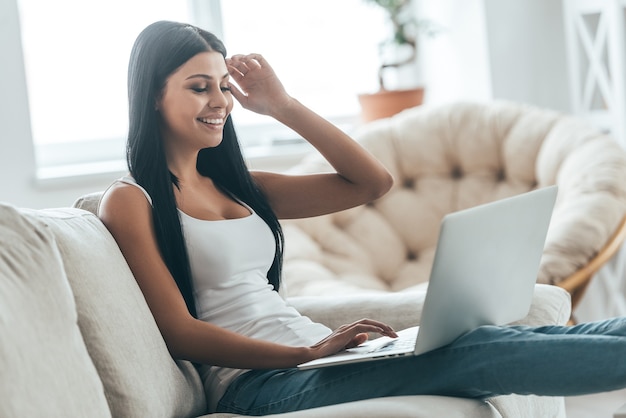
top-left (209, 89), bottom-right (229, 108)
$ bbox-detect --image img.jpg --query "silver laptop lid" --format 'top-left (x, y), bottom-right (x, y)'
top-left (414, 185), bottom-right (558, 354)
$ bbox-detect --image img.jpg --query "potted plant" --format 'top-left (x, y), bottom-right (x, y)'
top-left (358, 0), bottom-right (434, 122)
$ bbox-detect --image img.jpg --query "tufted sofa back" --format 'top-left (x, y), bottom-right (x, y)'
top-left (281, 101), bottom-right (626, 297)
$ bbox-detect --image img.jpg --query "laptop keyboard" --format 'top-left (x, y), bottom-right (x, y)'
top-left (375, 336), bottom-right (415, 352)
top-left (346, 326), bottom-right (420, 354)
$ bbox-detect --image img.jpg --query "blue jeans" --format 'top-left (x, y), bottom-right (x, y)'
top-left (216, 317), bottom-right (626, 416)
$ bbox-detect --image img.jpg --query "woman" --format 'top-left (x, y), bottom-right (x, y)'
top-left (100, 20), bottom-right (626, 416)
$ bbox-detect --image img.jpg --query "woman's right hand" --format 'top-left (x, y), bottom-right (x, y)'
top-left (307, 319), bottom-right (398, 360)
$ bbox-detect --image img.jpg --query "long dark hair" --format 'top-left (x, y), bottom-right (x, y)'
top-left (126, 21), bottom-right (284, 317)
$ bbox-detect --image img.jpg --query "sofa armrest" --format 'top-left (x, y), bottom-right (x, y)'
top-left (72, 192), bottom-right (102, 216)
top-left (288, 291), bottom-right (425, 332)
top-left (511, 284), bottom-right (572, 326)
top-left (287, 283), bottom-right (572, 332)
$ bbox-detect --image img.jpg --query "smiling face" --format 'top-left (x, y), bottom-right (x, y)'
top-left (157, 51), bottom-right (234, 156)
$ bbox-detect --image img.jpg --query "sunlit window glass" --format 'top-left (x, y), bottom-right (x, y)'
top-left (220, 0), bottom-right (386, 128)
top-left (17, 0), bottom-right (189, 148)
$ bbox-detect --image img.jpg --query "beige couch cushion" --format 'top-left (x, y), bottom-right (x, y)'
top-left (0, 203), bottom-right (111, 417)
top-left (20, 207), bottom-right (207, 418)
top-left (260, 395), bottom-right (502, 418)
top-left (290, 283), bottom-right (571, 332)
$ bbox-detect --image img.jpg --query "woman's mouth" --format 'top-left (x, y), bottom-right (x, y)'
top-left (197, 117), bottom-right (224, 127)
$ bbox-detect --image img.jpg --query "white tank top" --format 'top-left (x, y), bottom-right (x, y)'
top-left (117, 176), bottom-right (331, 412)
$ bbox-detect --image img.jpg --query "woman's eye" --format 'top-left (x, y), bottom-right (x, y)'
top-left (191, 86), bottom-right (208, 93)
top-left (221, 86), bottom-right (232, 93)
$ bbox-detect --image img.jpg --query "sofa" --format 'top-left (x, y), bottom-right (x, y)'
top-left (0, 197), bottom-right (571, 417)
top-left (280, 101), bottom-right (626, 317)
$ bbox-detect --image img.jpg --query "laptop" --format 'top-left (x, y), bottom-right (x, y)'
top-left (297, 185), bottom-right (558, 370)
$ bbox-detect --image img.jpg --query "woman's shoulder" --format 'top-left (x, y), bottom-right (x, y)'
top-left (99, 176), bottom-right (153, 224)
top-left (98, 178), bottom-right (165, 275)
top-left (101, 176), bottom-right (152, 205)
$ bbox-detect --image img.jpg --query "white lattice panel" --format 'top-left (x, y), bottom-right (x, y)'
top-left (563, 0), bottom-right (626, 147)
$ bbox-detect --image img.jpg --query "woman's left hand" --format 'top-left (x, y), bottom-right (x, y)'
top-left (226, 53), bottom-right (293, 117)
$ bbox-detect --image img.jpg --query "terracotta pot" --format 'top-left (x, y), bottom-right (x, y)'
top-left (357, 87), bottom-right (425, 123)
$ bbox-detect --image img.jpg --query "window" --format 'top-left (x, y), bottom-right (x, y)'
top-left (17, 0), bottom-right (191, 178)
top-left (17, 0), bottom-right (387, 178)
top-left (218, 0), bottom-right (387, 148)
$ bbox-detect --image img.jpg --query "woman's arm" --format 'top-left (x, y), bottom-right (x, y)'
top-left (99, 184), bottom-right (396, 368)
top-left (227, 54), bottom-right (394, 219)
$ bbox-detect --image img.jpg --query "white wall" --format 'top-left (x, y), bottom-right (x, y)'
top-left (418, 0), bottom-right (494, 105)
top-left (418, 0), bottom-right (570, 112)
top-left (484, 0), bottom-right (571, 112)
top-left (1, 0), bottom-right (572, 209)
